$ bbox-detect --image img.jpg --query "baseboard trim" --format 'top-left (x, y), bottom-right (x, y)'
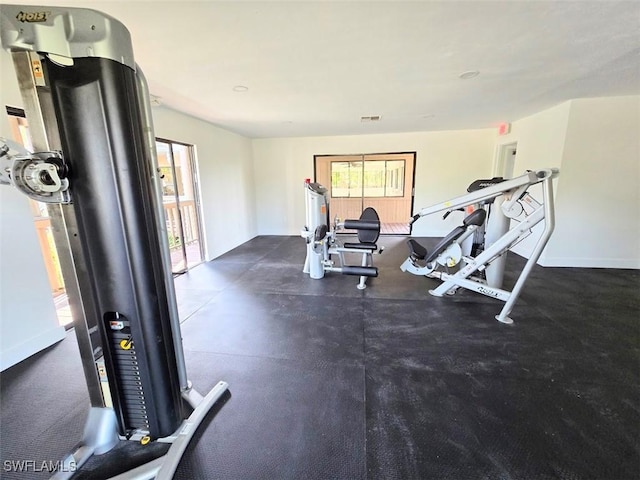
top-left (539, 256), bottom-right (640, 269)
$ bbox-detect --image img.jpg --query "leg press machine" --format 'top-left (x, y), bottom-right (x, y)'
top-left (401, 168), bottom-right (559, 324)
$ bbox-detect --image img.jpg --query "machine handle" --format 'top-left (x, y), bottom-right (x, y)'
top-left (343, 219), bottom-right (380, 231)
top-left (341, 266), bottom-right (378, 277)
top-left (443, 208), bottom-right (465, 220)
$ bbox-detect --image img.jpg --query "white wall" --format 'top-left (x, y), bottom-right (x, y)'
top-left (545, 96), bottom-right (640, 268)
top-left (253, 98), bottom-right (640, 270)
top-left (494, 101), bottom-right (571, 260)
top-left (252, 129), bottom-right (496, 236)
top-left (152, 107), bottom-right (256, 260)
top-left (0, 48), bottom-right (65, 371)
top-left (503, 101), bottom-right (572, 174)
top-left (495, 96), bottom-right (640, 268)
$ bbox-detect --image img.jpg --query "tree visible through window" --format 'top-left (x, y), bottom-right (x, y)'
top-left (331, 160), bottom-right (405, 198)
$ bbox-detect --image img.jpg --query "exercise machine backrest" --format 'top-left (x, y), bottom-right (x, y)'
top-left (344, 207), bottom-right (381, 245)
top-left (408, 208), bottom-right (486, 264)
top-left (425, 208), bottom-right (486, 264)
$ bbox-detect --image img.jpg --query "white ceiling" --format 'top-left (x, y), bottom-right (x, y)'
top-left (10, 1), bottom-right (640, 138)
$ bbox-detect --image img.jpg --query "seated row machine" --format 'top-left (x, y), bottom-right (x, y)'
top-left (401, 168), bottom-right (560, 324)
top-left (302, 180), bottom-right (383, 289)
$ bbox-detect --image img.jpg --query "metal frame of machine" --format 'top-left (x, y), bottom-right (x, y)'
top-left (401, 168), bottom-right (559, 324)
top-left (302, 180), bottom-right (383, 289)
top-left (0, 5), bottom-right (228, 479)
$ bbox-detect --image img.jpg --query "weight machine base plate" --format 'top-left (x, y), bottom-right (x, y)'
top-left (495, 315), bottom-right (514, 325)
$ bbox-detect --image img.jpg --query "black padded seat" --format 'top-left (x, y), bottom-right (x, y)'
top-left (357, 208), bottom-right (380, 244)
top-left (407, 209), bottom-right (487, 265)
top-left (424, 226), bottom-right (466, 264)
top-left (406, 239), bottom-right (428, 260)
top-left (343, 242), bottom-right (378, 250)
top-left (463, 208), bottom-right (486, 227)
top-left (314, 224), bottom-right (328, 241)
top-left (423, 209), bottom-right (486, 264)
top-left (342, 208), bottom-right (381, 251)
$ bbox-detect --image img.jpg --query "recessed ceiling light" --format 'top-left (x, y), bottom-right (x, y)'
top-left (459, 70), bottom-right (480, 80)
top-left (232, 85), bottom-right (249, 92)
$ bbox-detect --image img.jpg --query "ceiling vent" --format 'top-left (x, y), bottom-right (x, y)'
top-left (360, 115), bottom-right (381, 122)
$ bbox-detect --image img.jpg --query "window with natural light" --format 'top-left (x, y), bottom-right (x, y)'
top-left (331, 160), bottom-right (405, 198)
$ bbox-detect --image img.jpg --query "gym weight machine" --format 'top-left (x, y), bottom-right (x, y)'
top-left (302, 180), bottom-right (383, 289)
top-left (0, 4), bottom-right (228, 479)
top-left (401, 168), bottom-right (559, 324)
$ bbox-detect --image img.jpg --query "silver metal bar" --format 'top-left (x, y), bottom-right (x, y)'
top-left (429, 205), bottom-right (545, 297)
top-left (331, 246), bottom-right (377, 254)
top-left (10, 50), bottom-right (106, 407)
top-left (416, 171), bottom-right (539, 219)
top-left (50, 407), bottom-right (119, 480)
top-left (429, 274), bottom-right (512, 302)
top-left (357, 252), bottom-right (368, 289)
top-left (495, 174), bottom-right (556, 324)
top-left (106, 382), bottom-right (228, 480)
top-left (155, 381), bottom-right (230, 480)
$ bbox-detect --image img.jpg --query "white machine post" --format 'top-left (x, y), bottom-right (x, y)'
top-left (302, 181), bottom-right (329, 279)
top-left (483, 195), bottom-right (511, 288)
top-left (494, 172), bottom-right (556, 324)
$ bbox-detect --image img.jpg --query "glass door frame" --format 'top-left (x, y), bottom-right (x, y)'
top-left (156, 137), bottom-right (205, 273)
top-left (313, 152), bottom-right (417, 235)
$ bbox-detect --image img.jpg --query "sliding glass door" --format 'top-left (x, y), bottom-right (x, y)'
top-left (315, 153), bottom-right (415, 234)
top-left (156, 139), bottom-right (204, 273)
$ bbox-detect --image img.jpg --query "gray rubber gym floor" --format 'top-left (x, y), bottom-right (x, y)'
top-left (1, 235), bottom-right (639, 479)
